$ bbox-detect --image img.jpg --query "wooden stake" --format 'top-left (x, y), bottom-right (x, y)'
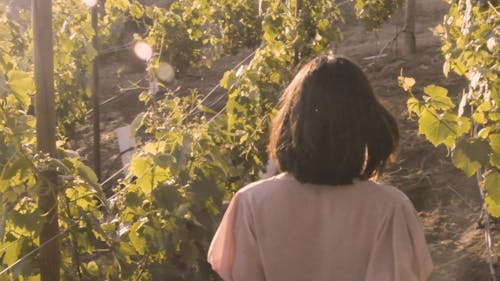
top-left (401, 0), bottom-right (417, 55)
top-left (32, 0), bottom-right (60, 280)
top-left (92, 5), bottom-right (101, 180)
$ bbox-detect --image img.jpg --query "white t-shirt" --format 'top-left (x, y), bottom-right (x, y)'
top-left (208, 173), bottom-right (433, 281)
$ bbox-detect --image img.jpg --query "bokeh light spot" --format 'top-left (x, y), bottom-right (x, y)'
top-left (134, 41), bottom-right (153, 61)
top-left (82, 0), bottom-right (98, 8)
top-left (157, 62), bottom-right (175, 82)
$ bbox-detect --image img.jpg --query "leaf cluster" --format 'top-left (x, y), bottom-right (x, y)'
top-left (400, 0), bottom-right (499, 215)
top-left (0, 0), bottom-right (404, 279)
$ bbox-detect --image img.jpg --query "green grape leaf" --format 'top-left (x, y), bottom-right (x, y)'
top-left (452, 138), bottom-right (489, 177)
top-left (1, 156), bottom-right (28, 180)
top-left (129, 221), bottom-right (147, 255)
top-left (2, 239), bottom-right (21, 265)
top-left (152, 184), bottom-right (183, 211)
top-left (418, 109), bottom-right (469, 148)
top-left (490, 151), bottom-right (500, 168)
top-left (190, 179), bottom-right (220, 201)
top-left (130, 156), bottom-right (154, 194)
top-left (198, 103), bottom-right (217, 114)
top-left (485, 172), bottom-right (500, 206)
top-left (7, 70), bottom-right (34, 107)
top-left (77, 163), bottom-right (99, 185)
top-left (407, 97), bottom-right (422, 115)
top-left (130, 112), bottom-right (146, 137)
top-left (262, 18), bottom-right (281, 42)
top-left (490, 134), bottom-right (500, 153)
top-left (220, 70), bottom-right (237, 89)
top-left (472, 111), bottom-right (487, 124)
top-left (113, 0), bottom-right (130, 11)
top-left (490, 134), bottom-right (500, 168)
top-left (423, 85), bottom-right (454, 110)
top-left (486, 197), bottom-right (500, 217)
top-left (129, 3), bottom-right (144, 18)
top-left (180, 240), bottom-right (199, 263)
top-left (118, 241), bottom-right (137, 262)
top-left (86, 261), bottom-right (100, 277)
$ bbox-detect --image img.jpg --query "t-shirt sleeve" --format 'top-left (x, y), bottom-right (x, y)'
top-left (364, 199), bottom-right (433, 281)
top-left (207, 194), bottom-right (239, 281)
top-left (207, 192), bottom-right (265, 281)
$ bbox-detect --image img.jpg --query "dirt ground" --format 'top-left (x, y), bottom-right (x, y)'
top-left (69, 0), bottom-right (498, 280)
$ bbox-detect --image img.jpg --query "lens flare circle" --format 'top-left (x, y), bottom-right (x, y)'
top-left (134, 41), bottom-right (153, 61)
top-left (82, 0), bottom-right (98, 8)
top-left (157, 62), bottom-right (175, 82)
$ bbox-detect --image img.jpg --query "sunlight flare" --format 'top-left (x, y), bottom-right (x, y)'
top-left (134, 41), bottom-right (153, 61)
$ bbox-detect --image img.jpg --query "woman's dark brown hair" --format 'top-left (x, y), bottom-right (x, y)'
top-left (268, 54), bottom-right (399, 185)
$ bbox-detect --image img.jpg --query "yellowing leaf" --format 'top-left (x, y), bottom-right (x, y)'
top-left (432, 24), bottom-right (445, 36)
top-left (489, 134), bottom-right (500, 153)
top-left (472, 111), bottom-right (487, 124)
top-left (398, 75), bottom-right (415, 91)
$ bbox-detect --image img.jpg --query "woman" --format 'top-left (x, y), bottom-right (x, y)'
top-left (207, 55), bottom-right (433, 281)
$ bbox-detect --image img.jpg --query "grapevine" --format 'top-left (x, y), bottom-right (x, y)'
top-left (399, 0), bottom-right (499, 278)
top-left (0, 0), bottom-right (410, 279)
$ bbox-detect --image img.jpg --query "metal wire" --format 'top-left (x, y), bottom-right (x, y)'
top-left (0, 44), bottom-right (261, 277)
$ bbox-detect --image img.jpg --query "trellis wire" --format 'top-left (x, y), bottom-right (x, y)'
top-left (0, 55), bottom-right (238, 275)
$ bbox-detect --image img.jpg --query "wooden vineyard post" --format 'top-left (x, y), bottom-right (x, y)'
top-left (293, 0), bottom-right (303, 65)
top-left (92, 3), bottom-right (101, 180)
top-left (401, 0), bottom-right (417, 55)
top-left (32, 0), bottom-right (60, 281)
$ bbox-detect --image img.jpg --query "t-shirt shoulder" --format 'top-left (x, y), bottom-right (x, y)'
top-left (235, 175), bottom-right (415, 211)
top-left (236, 175), bottom-right (281, 197)
top-left (367, 181), bottom-right (414, 209)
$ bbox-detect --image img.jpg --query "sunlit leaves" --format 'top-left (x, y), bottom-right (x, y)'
top-left (489, 134), bottom-right (500, 168)
top-left (6, 70), bottom-right (34, 108)
top-left (129, 220), bottom-right (148, 255)
top-left (129, 3), bottom-right (144, 18)
top-left (354, 0), bottom-right (402, 30)
top-left (402, 1), bottom-right (499, 216)
top-left (417, 109), bottom-right (470, 148)
top-left (112, 0), bottom-right (130, 11)
top-left (452, 138), bottom-right (489, 177)
top-left (485, 172), bottom-right (500, 216)
top-left (0, 0), bottom-right (408, 279)
top-left (220, 70), bottom-right (237, 89)
top-left (406, 97), bottom-right (421, 116)
top-left (423, 85), bottom-right (454, 110)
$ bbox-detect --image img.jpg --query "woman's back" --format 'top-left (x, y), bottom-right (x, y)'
top-left (207, 55), bottom-right (433, 280)
top-left (209, 173), bottom-right (433, 281)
